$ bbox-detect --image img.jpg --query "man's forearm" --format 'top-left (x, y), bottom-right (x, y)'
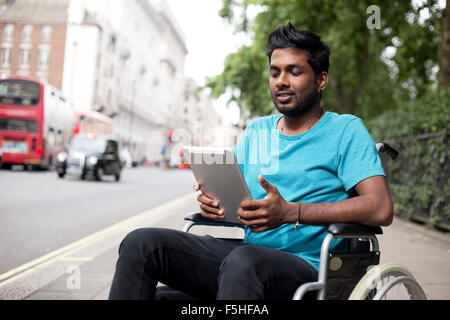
top-left (290, 194), bottom-right (392, 227)
top-left (239, 176), bottom-right (393, 231)
top-left (286, 190), bottom-right (392, 226)
top-left (285, 176), bottom-right (394, 227)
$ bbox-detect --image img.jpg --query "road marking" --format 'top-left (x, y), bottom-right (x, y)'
top-left (0, 193), bottom-right (194, 287)
top-left (57, 257), bottom-right (94, 262)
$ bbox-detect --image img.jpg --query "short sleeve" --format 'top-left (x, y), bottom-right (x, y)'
top-left (337, 118), bottom-right (385, 191)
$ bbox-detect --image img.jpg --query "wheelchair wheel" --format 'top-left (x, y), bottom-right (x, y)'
top-left (349, 262), bottom-right (427, 300)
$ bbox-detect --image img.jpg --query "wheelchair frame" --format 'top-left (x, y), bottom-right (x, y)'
top-left (182, 213), bottom-right (387, 300)
top-left (294, 226), bottom-right (380, 300)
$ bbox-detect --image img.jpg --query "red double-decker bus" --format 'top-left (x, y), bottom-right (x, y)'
top-left (0, 76), bottom-right (74, 169)
top-left (73, 110), bottom-right (113, 137)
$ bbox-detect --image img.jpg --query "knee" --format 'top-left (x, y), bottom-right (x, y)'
top-left (220, 245), bottom-right (262, 276)
top-left (118, 228), bottom-right (165, 258)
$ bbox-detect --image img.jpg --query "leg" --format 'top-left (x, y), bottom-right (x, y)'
top-left (217, 245), bottom-right (318, 300)
top-left (108, 228), bottom-right (243, 300)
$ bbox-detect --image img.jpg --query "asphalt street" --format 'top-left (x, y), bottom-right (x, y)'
top-left (0, 166), bottom-right (196, 273)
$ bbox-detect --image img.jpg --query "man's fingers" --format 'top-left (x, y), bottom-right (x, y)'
top-left (237, 208), bottom-right (264, 222)
top-left (200, 203), bottom-right (224, 216)
top-left (194, 180), bottom-right (205, 191)
top-left (238, 215), bottom-right (268, 233)
top-left (197, 191), bottom-right (223, 219)
top-left (240, 199), bottom-right (264, 210)
top-left (201, 209), bottom-right (224, 220)
top-left (200, 201), bottom-right (224, 219)
top-left (258, 175), bottom-right (278, 194)
top-left (238, 216), bottom-right (266, 226)
top-left (197, 193), bottom-right (220, 208)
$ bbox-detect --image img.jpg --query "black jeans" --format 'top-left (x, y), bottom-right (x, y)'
top-left (108, 228), bottom-right (318, 300)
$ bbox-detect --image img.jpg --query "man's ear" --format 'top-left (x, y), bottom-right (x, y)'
top-left (317, 71), bottom-right (329, 94)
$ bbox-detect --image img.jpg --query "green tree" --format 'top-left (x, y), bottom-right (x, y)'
top-left (438, 0), bottom-right (449, 89)
top-left (206, 0), bottom-right (444, 121)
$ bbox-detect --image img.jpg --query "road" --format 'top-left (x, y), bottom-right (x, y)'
top-left (0, 166), bottom-right (196, 273)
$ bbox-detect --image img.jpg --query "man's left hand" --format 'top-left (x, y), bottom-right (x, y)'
top-left (237, 175), bottom-right (297, 232)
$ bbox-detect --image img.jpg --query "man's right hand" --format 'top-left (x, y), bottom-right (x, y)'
top-left (194, 183), bottom-right (224, 220)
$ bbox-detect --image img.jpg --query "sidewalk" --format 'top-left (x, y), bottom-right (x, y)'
top-left (0, 194), bottom-right (449, 300)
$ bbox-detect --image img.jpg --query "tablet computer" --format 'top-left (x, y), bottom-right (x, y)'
top-left (183, 146), bottom-right (252, 223)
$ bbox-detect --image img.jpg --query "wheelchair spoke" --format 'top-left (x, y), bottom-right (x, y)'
top-left (350, 263), bottom-right (427, 300)
top-left (377, 275), bottom-right (416, 299)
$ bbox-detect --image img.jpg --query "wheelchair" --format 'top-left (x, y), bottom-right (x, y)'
top-left (156, 142), bottom-right (427, 300)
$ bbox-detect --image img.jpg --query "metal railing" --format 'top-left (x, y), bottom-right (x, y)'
top-left (380, 130), bottom-right (449, 232)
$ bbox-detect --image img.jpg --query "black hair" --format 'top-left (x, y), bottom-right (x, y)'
top-left (266, 22), bottom-right (330, 75)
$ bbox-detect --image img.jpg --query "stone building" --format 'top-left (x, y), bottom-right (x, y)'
top-left (0, 0), bottom-right (69, 88)
top-left (0, 0), bottom-right (222, 164)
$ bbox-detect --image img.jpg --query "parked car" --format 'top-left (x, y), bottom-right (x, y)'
top-left (56, 134), bottom-right (122, 181)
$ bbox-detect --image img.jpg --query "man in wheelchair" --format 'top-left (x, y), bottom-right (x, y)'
top-left (108, 23), bottom-right (393, 300)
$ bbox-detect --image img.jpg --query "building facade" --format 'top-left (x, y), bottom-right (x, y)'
top-left (0, 0), bottom-right (69, 88)
top-left (63, 0), bottom-right (191, 163)
top-left (0, 0), bottom-right (224, 164)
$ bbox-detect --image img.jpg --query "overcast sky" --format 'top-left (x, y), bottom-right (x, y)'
top-left (165, 0), bottom-right (248, 124)
top-left (165, 0), bottom-right (246, 85)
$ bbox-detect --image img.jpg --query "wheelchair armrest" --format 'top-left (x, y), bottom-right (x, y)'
top-left (327, 223), bottom-right (383, 237)
top-left (184, 212), bottom-right (245, 228)
top-left (376, 142), bottom-right (399, 160)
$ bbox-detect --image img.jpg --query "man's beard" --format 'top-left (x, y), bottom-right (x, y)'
top-left (272, 89), bottom-right (319, 117)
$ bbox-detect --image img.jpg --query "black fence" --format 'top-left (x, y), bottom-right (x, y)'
top-left (380, 131), bottom-right (450, 232)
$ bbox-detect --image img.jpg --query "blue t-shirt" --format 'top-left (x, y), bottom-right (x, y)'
top-left (233, 111), bottom-right (385, 270)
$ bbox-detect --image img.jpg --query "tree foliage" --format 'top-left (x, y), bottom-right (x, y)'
top-left (438, 0), bottom-right (450, 88)
top-left (365, 88), bottom-right (450, 230)
top-left (366, 88), bottom-right (450, 139)
top-left (206, 0), bottom-right (444, 121)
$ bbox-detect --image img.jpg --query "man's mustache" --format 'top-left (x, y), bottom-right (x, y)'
top-left (275, 90), bottom-right (296, 96)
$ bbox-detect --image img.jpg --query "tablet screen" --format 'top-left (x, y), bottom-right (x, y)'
top-left (183, 146), bottom-right (252, 223)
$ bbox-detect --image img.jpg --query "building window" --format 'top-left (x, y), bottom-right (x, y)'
top-left (38, 45), bottom-right (50, 69)
top-left (2, 24), bottom-right (14, 41)
top-left (19, 46), bottom-right (31, 68)
top-left (40, 26), bottom-right (52, 42)
top-left (0, 0), bottom-right (14, 6)
top-left (36, 70), bottom-right (48, 82)
top-left (1, 45), bottom-right (11, 66)
top-left (21, 25), bottom-right (33, 42)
